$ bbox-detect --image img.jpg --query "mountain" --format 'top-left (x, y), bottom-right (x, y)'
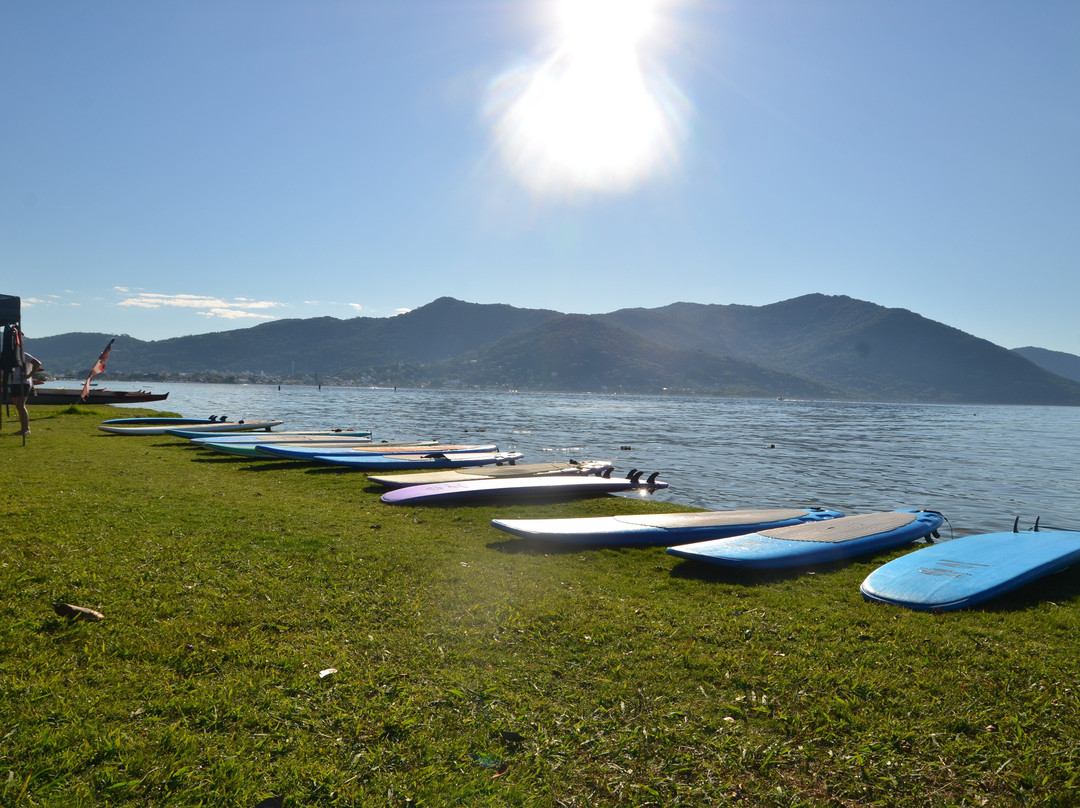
top-left (27, 294), bottom-right (1080, 405)
top-left (434, 314), bottom-right (837, 398)
top-left (1013, 346), bottom-right (1080, 384)
top-left (599, 294), bottom-right (1080, 404)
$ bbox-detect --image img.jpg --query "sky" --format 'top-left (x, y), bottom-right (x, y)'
top-left (3, 1), bottom-right (1079, 354)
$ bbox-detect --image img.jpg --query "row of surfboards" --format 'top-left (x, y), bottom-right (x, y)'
top-left (489, 506), bottom-right (1080, 613)
top-left (102, 416), bottom-right (1080, 613)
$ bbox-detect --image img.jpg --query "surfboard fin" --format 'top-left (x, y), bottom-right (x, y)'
top-left (1013, 516), bottom-right (1020, 533)
top-left (1034, 516), bottom-right (1041, 532)
top-left (646, 471), bottom-right (661, 486)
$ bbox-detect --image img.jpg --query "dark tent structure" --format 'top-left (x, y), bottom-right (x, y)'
top-left (1, 294), bottom-right (23, 434)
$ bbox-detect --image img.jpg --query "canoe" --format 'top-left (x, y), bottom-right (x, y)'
top-left (319, 451), bottom-right (526, 471)
top-left (666, 510), bottom-right (944, 570)
top-left (99, 419), bottom-right (284, 435)
top-left (254, 442), bottom-right (498, 460)
top-left (860, 528), bottom-right (1080, 611)
top-left (368, 460), bottom-right (614, 488)
top-left (380, 470), bottom-right (668, 505)
top-left (491, 506), bottom-right (845, 546)
top-left (16, 388), bottom-right (169, 406)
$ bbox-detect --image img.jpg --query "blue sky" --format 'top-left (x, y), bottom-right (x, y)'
top-left (4, 1), bottom-right (1078, 354)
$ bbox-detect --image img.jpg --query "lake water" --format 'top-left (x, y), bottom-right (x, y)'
top-left (88, 381), bottom-right (1080, 538)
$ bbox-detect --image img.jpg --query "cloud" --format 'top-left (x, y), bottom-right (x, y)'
top-left (197, 308), bottom-right (272, 320)
top-left (348, 303), bottom-right (364, 312)
top-left (395, 308), bottom-right (412, 316)
top-left (116, 292), bottom-right (284, 321)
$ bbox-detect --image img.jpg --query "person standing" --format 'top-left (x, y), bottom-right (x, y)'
top-left (8, 344), bottom-right (43, 436)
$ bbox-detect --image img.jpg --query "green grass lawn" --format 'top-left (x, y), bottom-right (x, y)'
top-left (3, 406), bottom-right (1080, 807)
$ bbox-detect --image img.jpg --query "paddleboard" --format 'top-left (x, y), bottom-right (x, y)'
top-left (368, 460), bottom-right (614, 488)
top-left (492, 507), bottom-right (845, 546)
top-left (255, 442), bottom-right (497, 460)
top-left (169, 428), bottom-right (371, 440)
top-left (319, 451), bottom-right (525, 471)
top-left (380, 470), bottom-right (668, 504)
top-left (666, 510), bottom-right (944, 570)
top-left (100, 416), bottom-right (217, 426)
top-left (99, 419), bottom-right (284, 435)
top-left (197, 438), bottom-right (437, 459)
top-left (860, 528), bottom-right (1080, 611)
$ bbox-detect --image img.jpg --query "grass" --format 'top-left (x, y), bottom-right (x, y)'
top-left (3, 405), bottom-right (1080, 806)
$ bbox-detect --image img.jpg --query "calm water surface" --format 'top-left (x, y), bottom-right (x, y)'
top-left (100, 382), bottom-right (1080, 538)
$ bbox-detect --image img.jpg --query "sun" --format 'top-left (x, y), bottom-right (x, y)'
top-left (488, 0), bottom-right (685, 196)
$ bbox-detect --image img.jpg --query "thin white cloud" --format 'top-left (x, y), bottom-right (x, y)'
top-left (348, 303), bottom-right (364, 312)
top-left (395, 308), bottom-right (412, 316)
top-left (116, 292), bottom-right (284, 321)
top-left (197, 308), bottom-right (273, 321)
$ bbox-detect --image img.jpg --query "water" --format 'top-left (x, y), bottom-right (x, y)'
top-left (94, 381), bottom-right (1080, 538)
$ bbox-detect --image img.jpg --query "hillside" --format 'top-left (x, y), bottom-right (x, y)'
top-left (434, 314), bottom-right (838, 398)
top-left (1014, 346), bottom-right (1080, 384)
top-left (601, 295), bottom-right (1080, 405)
top-left (27, 295), bottom-right (1080, 405)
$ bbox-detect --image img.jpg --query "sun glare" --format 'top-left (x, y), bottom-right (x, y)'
top-left (488, 0), bottom-right (686, 196)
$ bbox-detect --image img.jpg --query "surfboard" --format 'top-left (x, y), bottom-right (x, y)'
top-left (666, 510), bottom-right (944, 570)
top-left (98, 419), bottom-right (284, 435)
top-left (368, 460), bottom-right (614, 488)
top-left (491, 507), bottom-right (845, 546)
top-left (860, 528), bottom-right (1080, 611)
top-left (196, 438), bottom-right (437, 459)
top-left (168, 428), bottom-right (371, 440)
top-left (100, 416), bottom-right (217, 426)
top-left (379, 471), bottom-right (668, 504)
top-left (254, 442), bottom-right (497, 460)
top-left (317, 451), bottom-right (525, 471)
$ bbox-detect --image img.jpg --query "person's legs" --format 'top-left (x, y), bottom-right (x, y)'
top-left (14, 386), bottom-right (30, 433)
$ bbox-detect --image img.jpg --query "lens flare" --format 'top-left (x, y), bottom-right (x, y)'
top-left (487, 0), bottom-right (687, 196)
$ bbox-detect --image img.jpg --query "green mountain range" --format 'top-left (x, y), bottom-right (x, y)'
top-left (28, 294), bottom-right (1080, 405)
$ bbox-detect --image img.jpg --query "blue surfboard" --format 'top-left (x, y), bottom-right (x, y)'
top-left (317, 451), bottom-right (524, 471)
top-left (666, 510), bottom-right (944, 570)
top-left (254, 442), bottom-right (498, 460)
top-left (860, 529), bottom-right (1080, 611)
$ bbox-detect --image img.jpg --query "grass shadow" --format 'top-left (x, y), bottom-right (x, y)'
top-left (668, 557), bottom-right (855, 586)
